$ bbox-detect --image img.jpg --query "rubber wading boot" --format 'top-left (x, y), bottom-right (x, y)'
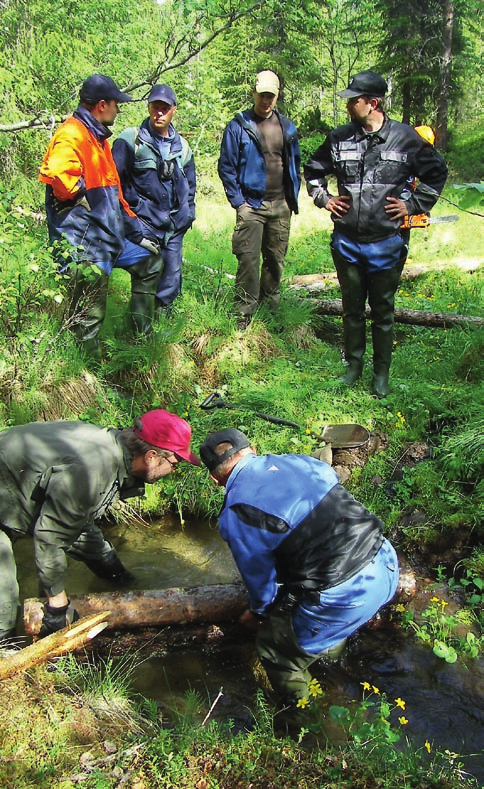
top-left (332, 254), bottom-right (368, 385)
top-left (67, 263), bottom-right (109, 362)
top-left (129, 253), bottom-right (163, 336)
top-left (368, 259), bottom-right (406, 398)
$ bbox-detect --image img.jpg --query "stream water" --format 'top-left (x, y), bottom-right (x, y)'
top-left (13, 515), bottom-right (484, 785)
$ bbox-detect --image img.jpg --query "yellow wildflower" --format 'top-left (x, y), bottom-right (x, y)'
top-left (395, 698), bottom-right (406, 710)
top-left (399, 716), bottom-right (408, 725)
top-left (372, 686), bottom-right (380, 695)
top-left (395, 603), bottom-right (405, 613)
top-left (360, 681), bottom-right (371, 691)
top-left (425, 741), bottom-right (431, 753)
top-left (441, 600), bottom-right (449, 609)
top-left (297, 697), bottom-right (309, 709)
top-left (430, 596), bottom-right (440, 603)
top-left (308, 679), bottom-right (323, 698)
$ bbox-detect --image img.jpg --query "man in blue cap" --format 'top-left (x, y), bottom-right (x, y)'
top-left (113, 84), bottom-right (196, 318)
top-left (40, 74), bottom-right (163, 358)
top-left (304, 70), bottom-right (447, 397)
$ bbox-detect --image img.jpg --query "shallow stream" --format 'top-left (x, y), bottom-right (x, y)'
top-left (14, 515), bottom-right (484, 784)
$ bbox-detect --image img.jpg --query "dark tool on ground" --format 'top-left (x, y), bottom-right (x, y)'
top-left (200, 393), bottom-right (370, 449)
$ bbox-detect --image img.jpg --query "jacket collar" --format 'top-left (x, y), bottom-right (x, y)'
top-left (353, 114), bottom-right (390, 143)
top-left (139, 117), bottom-right (182, 153)
top-left (74, 105), bottom-right (112, 143)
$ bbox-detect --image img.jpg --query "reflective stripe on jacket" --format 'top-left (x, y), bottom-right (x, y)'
top-left (304, 116), bottom-right (448, 243)
top-left (218, 108), bottom-right (301, 213)
top-left (39, 107), bottom-right (139, 269)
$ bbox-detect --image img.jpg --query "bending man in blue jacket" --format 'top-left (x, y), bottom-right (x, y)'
top-left (113, 84), bottom-right (196, 322)
top-left (200, 428), bottom-right (399, 706)
top-left (218, 70), bottom-right (301, 327)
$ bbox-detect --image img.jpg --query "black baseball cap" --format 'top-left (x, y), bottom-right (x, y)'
top-left (148, 84), bottom-right (177, 106)
top-left (200, 429), bottom-right (251, 473)
top-left (80, 74), bottom-right (132, 104)
top-left (338, 70), bottom-right (387, 99)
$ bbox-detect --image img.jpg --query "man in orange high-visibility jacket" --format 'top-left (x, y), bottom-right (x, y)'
top-left (39, 74), bottom-right (161, 360)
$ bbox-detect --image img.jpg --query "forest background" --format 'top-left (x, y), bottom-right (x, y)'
top-left (1, 1), bottom-right (484, 787)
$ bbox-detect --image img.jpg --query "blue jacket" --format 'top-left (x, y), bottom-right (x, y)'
top-left (218, 108), bottom-right (301, 213)
top-left (113, 119), bottom-right (196, 242)
top-left (219, 453), bottom-right (383, 617)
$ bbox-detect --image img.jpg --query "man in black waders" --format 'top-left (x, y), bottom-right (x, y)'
top-left (199, 428), bottom-right (399, 709)
top-left (304, 71), bottom-right (447, 397)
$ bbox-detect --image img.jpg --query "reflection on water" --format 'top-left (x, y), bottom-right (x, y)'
top-left (14, 514), bottom-right (240, 601)
top-left (13, 515), bottom-right (484, 784)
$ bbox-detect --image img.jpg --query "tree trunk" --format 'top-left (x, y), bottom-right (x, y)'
top-left (307, 298), bottom-right (484, 328)
top-left (24, 567), bottom-right (416, 637)
top-left (24, 584), bottom-right (250, 636)
top-left (436, 0), bottom-right (454, 150)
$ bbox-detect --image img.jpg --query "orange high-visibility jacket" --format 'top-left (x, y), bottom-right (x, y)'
top-left (39, 108), bottom-right (141, 271)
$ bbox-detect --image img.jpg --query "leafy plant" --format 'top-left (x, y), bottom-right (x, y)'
top-left (396, 595), bottom-right (484, 662)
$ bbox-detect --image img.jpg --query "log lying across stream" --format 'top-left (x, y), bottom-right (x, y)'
top-left (24, 559), bottom-right (416, 637)
top-left (24, 583), bottom-right (250, 636)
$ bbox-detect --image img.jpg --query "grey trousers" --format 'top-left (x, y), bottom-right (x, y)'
top-left (0, 523), bottom-right (114, 635)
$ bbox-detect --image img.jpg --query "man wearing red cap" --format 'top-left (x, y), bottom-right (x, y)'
top-left (0, 410), bottom-right (199, 643)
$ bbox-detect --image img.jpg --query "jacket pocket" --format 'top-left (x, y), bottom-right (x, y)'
top-left (375, 151), bottom-right (409, 184)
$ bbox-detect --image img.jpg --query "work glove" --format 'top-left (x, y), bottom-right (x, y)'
top-left (85, 554), bottom-right (135, 586)
top-left (39, 601), bottom-right (80, 637)
top-left (140, 238), bottom-right (161, 255)
top-left (312, 187), bottom-right (327, 209)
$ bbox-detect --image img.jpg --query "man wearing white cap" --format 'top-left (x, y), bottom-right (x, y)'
top-left (218, 70), bottom-right (301, 327)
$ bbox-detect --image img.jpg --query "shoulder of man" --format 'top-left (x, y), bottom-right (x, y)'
top-left (232, 109), bottom-right (255, 130)
top-left (173, 132), bottom-right (193, 168)
top-left (274, 108), bottom-right (297, 131)
top-left (115, 126), bottom-right (141, 149)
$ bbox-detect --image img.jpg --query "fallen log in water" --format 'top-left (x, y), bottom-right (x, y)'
top-left (24, 583), bottom-right (250, 636)
top-left (304, 297), bottom-right (484, 329)
top-left (24, 561), bottom-right (416, 638)
top-left (0, 612), bottom-right (110, 681)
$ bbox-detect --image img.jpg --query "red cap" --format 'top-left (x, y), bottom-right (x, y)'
top-left (134, 410), bottom-right (200, 466)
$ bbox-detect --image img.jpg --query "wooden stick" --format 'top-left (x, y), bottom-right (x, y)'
top-left (0, 612), bottom-right (111, 681)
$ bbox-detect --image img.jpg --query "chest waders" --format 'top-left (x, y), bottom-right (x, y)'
top-left (256, 594), bottom-right (346, 705)
top-left (332, 249), bottom-right (406, 398)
